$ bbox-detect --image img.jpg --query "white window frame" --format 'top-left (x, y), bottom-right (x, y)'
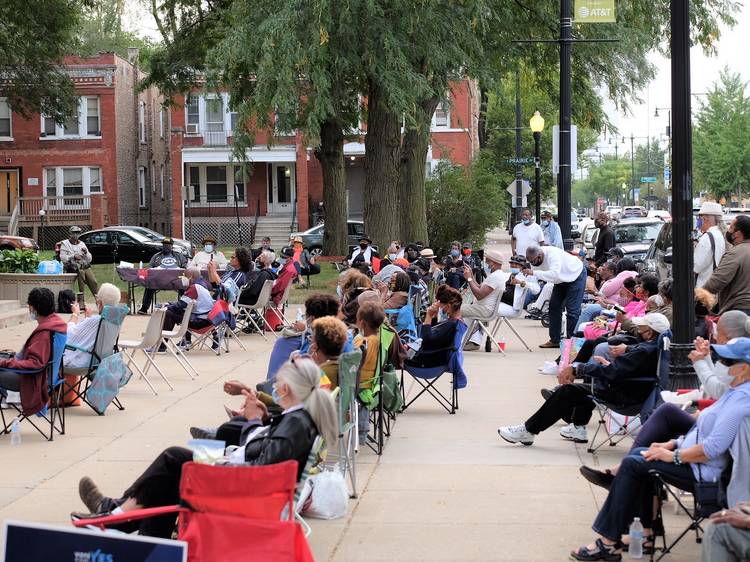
top-left (432, 99), bottom-right (451, 129)
top-left (159, 108), bottom-right (165, 139)
top-left (138, 167), bottom-right (147, 207)
top-left (42, 166), bottom-right (102, 206)
top-left (138, 101), bottom-right (146, 143)
top-left (185, 93), bottom-right (238, 137)
top-left (185, 164), bottom-right (248, 207)
top-left (150, 164), bottom-right (156, 193)
top-left (40, 96), bottom-right (102, 139)
top-left (0, 98), bottom-right (12, 140)
top-left (185, 96), bottom-right (200, 135)
top-left (160, 164), bottom-right (165, 200)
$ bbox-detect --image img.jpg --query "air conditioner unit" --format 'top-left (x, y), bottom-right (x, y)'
top-left (186, 123), bottom-right (199, 135)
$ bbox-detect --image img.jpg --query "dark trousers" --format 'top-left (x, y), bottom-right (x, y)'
top-left (163, 309), bottom-right (211, 340)
top-left (631, 403), bottom-right (695, 451)
top-left (216, 417), bottom-right (248, 447)
top-left (548, 267), bottom-right (587, 343)
top-left (525, 383), bottom-right (595, 434)
top-left (140, 289), bottom-right (157, 312)
top-left (301, 264), bottom-right (321, 276)
top-left (120, 446), bottom-right (193, 538)
top-left (592, 447), bottom-right (694, 541)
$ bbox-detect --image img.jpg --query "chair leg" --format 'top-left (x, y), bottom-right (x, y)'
top-left (164, 338), bottom-right (197, 380)
top-left (144, 349), bottom-right (174, 390)
top-left (124, 349), bottom-right (158, 395)
top-left (501, 317), bottom-right (533, 352)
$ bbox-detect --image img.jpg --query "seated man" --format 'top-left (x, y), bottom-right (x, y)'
top-left (60, 226), bottom-right (99, 297)
top-left (137, 237), bottom-right (188, 315)
top-left (64, 283), bottom-right (122, 369)
top-left (497, 312), bottom-right (669, 445)
top-left (443, 241), bottom-right (466, 289)
top-left (702, 503), bottom-right (750, 562)
top-left (0, 288), bottom-right (67, 416)
top-left (271, 247), bottom-right (298, 306)
top-left (238, 251), bottom-right (276, 307)
top-left (188, 235), bottom-right (227, 269)
top-left (460, 248), bottom-right (508, 351)
top-left (251, 236), bottom-right (275, 263)
top-left (348, 237), bottom-right (379, 272)
top-left (160, 267), bottom-right (215, 347)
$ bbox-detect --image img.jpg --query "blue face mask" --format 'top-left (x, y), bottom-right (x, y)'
top-left (29, 311), bottom-right (37, 321)
top-left (388, 253), bottom-right (398, 261)
top-left (271, 385), bottom-right (281, 404)
top-left (450, 249), bottom-right (460, 257)
top-left (696, 217), bottom-right (703, 230)
top-left (522, 219), bottom-right (531, 225)
top-left (510, 267), bottom-right (520, 274)
top-left (541, 220), bottom-right (550, 227)
top-left (204, 244), bottom-right (214, 253)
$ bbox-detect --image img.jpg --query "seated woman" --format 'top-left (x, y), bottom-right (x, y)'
top-left (206, 247), bottom-right (253, 295)
top-left (339, 271), bottom-right (378, 325)
top-left (63, 283), bottom-right (122, 369)
top-left (379, 271), bottom-right (411, 310)
top-left (570, 336), bottom-right (750, 561)
top-left (407, 285), bottom-right (463, 368)
top-left (0, 288), bottom-right (67, 415)
top-left (74, 357), bottom-right (337, 538)
top-left (309, 316), bottom-right (349, 390)
top-left (238, 251), bottom-right (276, 307)
top-left (575, 258), bottom-right (638, 331)
top-left (290, 236), bottom-right (320, 286)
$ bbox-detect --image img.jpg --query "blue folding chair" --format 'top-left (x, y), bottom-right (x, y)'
top-left (0, 331), bottom-right (67, 441)
top-left (384, 302), bottom-right (419, 344)
top-left (401, 320), bottom-right (468, 414)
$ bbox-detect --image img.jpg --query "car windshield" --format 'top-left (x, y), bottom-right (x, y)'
top-left (118, 230), bottom-right (150, 243)
top-left (127, 227), bottom-right (163, 241)
top-left (304, 225), bottom-right (323, 235)
top-left (614, 223), bottom-right (662, 243)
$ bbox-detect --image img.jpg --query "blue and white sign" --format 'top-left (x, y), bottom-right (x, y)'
top-left (664, 166), bottom-right (671, 182)
top-left (2, 520), bottom-right (187, 562)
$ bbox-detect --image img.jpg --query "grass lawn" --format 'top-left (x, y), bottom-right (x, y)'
top-left (39, 248), bottom-right (338, 306)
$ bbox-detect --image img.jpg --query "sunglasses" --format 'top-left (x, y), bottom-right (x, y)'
top-left (719, 357), bottom-right (743, 367)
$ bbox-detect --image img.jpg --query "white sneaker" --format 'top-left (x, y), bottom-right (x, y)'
top-left (537, 361), bottom-right (559, 376)
top-left (497, 424), bottom-right (535, 446)
top-left (559, 423), bottom-right (588, 443)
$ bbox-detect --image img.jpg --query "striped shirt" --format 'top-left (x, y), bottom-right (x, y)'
top-left (63, 315), bottom-right (101, 369)
top-left (679, 379), bottom-right (750, 482)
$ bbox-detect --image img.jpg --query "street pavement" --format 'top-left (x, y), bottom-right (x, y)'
top-left (0, 230), bottom-right (700, 561)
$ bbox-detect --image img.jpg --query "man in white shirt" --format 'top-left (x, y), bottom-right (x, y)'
top-left (511, 208), bottom-right (545, 257)
top-left (189, 235), bottom-right (228, 269)
top-left (524, 244), bottom-right (585, 348)
top-left (460, 248), bottom-right (508, 350)
top-left (59, 226), bottom-right (99, 296)
top-left (694, 201), bottom-right (727, 288)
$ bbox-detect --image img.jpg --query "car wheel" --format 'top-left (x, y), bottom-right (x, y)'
top-left (310, 246), bottom-right (323, 257)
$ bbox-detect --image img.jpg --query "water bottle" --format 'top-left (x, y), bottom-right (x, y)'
top-left (10, 418), bottom-right (21, 446)
top-left (629, 517), bottom-right (644, 559)
top-left (139, 260), bottom-right (143, 269)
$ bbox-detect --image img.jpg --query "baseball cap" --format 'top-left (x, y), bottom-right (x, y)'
top-left (69, 226), bottom-right (82, 234)
top-left (162, 237), bottom-right (174, 244)
top-left (630, 313), bottom-right (670, 334)
top-left (712, 337), bottom-right (750, 365)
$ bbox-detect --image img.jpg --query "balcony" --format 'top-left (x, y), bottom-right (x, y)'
top-left (185, 126), bottom-right (234, 147)
top-left (17, 194), bottom-right (108, 227)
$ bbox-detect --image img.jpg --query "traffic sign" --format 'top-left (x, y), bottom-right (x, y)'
top-left (664, 167), bottom-right (671, 182)
top-left (640, 176), bottom-right (657, 183)
top-left (506, 180), bottom-right (532, 197)
top-left (511, 196), bottom-right (528, 209)
top-left (505, 157), bottom-right (536, 166)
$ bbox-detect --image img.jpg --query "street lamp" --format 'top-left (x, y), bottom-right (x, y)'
top-left (38, 209), bottom-right (46, 252)
top-left (529, 111), bottom-right (545, 224)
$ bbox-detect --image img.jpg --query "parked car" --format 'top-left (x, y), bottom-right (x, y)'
top-left (117, 226), bottom-right (194, 257)
top-left (605, 205), bottom-right (622, 219)
top-left (581, 223), bottom-right (599, 258)
top-left (0, 235), bottom-right (39, 252)
top-left (622, 206), bottom-right (647, 218)
top-left (647, 209), bottom-right (671, 221)
top-left (642, 221), bottom-right (672, 280)
top-left (77, 227), bottom-right (191, 264)
top-left (612, 218), bottom-right (664, 262)
top-left (290, 221), bottom-right (368, 256)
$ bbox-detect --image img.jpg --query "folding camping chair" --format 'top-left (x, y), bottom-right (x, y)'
top-left (384, 301), bottom-right (419, 344)
top-left (361, 324), bottom-right (400, 456)
top-left (119, 308), bottom-right (171, 395)
top-left (401, 320), bottom-right (468, 414)
top-left (294, 436), bottom-right (325, 537)
top-left (62, 304), bottom-right (129, 414)
top-left (160, 300), bottom-right (199, 380)
top-left (236, 280), bottom-right (276, 340)
top-left (73, 460), bottom-right (314, 562)
top-left (587, 330), bottom-right (672, 454)
top-left (0, 331), bottom-right (67, 441)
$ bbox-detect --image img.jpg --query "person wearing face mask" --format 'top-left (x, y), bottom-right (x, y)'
top-left (188, 235), bottom-right (228, 270)
top-left (269, 247), bottom-right (298, 313)
top-left (460, 249), bottom-right (508, 351)
top-left (703, 215), bottom-right (750, 314)
top-left (137, 238), bottom-right (189, 315)
top-left (406, 285), bottom-right (465, 368)
top-left (237, 251), bottom-right (276, 308)
top-left (694, 201), bottom-right (727, 288)
top-left (60, 226), bottom-right (99, 297)
top-left (74, 357), bottom-right (337, 538)
top-left (592, 212), bottom-right (616, 267)
top-left (569, 335), bottom-right (750, 562)
top-left (63, 283), bottom-right (122, 370)
top-left (443, 241), bottom-right (466, 289)
top-left (541, 210), bottom-right (563, 249)
top-left (0, 288), bottom-right (67, 417)
top-left (511, 208), bottom-right (545, 258)
top-left (348, 237), bottom-right (379, 272)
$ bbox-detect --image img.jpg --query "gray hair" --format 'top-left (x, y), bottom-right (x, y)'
top-left (275, 358), bottom-right (338, 448)
top-left (96, 283), bottom-right (121, 307)
top-left (525, 245), bottom-right (542, 260)
top-left (259, 250), bottom-right (273, 267)
top-left (185, 266), bottom-right (201, 280)
top-left (718, 311), bottom-right (750, 339)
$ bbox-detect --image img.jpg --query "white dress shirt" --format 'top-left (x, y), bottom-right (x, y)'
top-left (532, 246), bottom-right (584, 284)
top-left (694, 225), bottom-right (726, 288)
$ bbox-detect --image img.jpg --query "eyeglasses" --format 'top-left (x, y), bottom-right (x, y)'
top-left (719, 357), bottom-right (742, 367)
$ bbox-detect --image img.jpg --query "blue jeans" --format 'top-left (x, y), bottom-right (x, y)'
top-left (592, 447), bottom-right (695, 541)
top-left (575, 303), bottom-right (603, 332)
top-left (548, 267), bottom-right (587, 343)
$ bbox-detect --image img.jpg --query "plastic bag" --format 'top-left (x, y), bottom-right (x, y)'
top-left (304, 469), bottom-right (349, 520)
top-left (37, 260), bottom-right (63, 274)
top-left (188, 438), bottom-right (226, 465)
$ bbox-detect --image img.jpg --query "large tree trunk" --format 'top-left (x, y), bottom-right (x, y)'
top-left (315, 119), bottom-right (348, 256)
top-left (398, 97), bottom-right (438, 244)
top-left (477, 86), bottom-right (489, 149)
top-left (364, 79), bottom-right (401, 251)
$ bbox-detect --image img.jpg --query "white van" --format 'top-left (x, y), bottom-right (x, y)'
top-left (605, 205), bottom-right (622, 219)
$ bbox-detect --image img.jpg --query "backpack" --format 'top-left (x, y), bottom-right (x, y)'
top-left (57, 289), bottom-right (76, 313)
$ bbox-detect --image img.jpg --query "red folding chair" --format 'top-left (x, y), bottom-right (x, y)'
top-left (72, 461), bottom-right (314, 562)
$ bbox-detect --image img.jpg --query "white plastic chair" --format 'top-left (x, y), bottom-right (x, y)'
top-left (236, 280), bottom-right (275, 340)
top-left (161, 300), bottom-right (199, 380)
top-left (120, 308), bottom-right (171, 394)
top-left (488, 280), bottom-right (535, 352)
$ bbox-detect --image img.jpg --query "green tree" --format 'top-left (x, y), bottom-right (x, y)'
top-left (0, 0), bottom-right (84, 122)
top-left (693, 68), bottom-right (750, 202)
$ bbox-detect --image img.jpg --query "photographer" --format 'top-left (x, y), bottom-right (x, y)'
top-left (59, 226), bottom-right (99, 297)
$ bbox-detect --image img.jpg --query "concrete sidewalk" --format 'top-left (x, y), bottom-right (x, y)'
top-left (0, 231), bottom-right (700, 561)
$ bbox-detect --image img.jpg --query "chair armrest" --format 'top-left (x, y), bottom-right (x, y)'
top-left (65, 344), bottom-right (91, 354)
top-left (71, 505), bottom-right (187, 529)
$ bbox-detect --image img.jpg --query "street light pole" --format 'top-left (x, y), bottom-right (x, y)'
top-left (38, 209), bottom-right (46, 251)
top-left (530, 111), bottom-right (545, 224)
top-left (629, 134), bottom-right (635, 206)
top-left (558, 0), bottom-right (573, 250)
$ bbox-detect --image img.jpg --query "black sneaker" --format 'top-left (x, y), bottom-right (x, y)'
top-left (579, 465), bottom-right (615, 491)
top-left (137, 309), bottom-right (150, 316)
top-left (540, 388), bottom-right (554, 401)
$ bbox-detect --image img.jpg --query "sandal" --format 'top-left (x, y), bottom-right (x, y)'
top-left (570, 538), bottom-right (622, 561)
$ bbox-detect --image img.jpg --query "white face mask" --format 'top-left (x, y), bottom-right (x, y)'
top-left (714, 362), bottom-right (735, 385)
top-left (336, 285), bottom-right (343, 298)
top-left (388, 253), bottom-right (398, 261)
top-left (204, 244), bottom-right (214, 253)
top-left (653, 294), bottom-right (665, 307)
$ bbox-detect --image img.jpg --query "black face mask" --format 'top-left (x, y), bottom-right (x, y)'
top-left (594, 221), bottom-right (601, 229)
top-left (359, 243), bottom-right (367, 249)
top-left (727, 231), bottom-right (735, 245)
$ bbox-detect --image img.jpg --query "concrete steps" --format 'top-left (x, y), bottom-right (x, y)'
top-left (253, 216), bottom-right (299, 250)
top-left (0, 301), bottom-right (31, 329)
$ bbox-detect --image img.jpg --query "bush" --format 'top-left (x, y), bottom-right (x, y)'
top-left (426, 154), bottom-right (508, 258)
top-left (0, 249), bottom-right (40, 273)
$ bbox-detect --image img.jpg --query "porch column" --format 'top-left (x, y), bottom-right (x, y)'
top-left (295, 137), bottom-right (309, 231)
top-left (90, 194), bottom-right (105, 229)
top-left (170, 130), bottom-right (185, 238)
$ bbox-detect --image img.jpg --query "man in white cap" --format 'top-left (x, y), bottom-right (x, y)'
top-left (60, 226), bottom-right (99, 296)
top-left (694, 201), bottom-right (726, 288)
top-left (460, 248), bottom-right (508, 350)
top-left (498, 312), bottom-right (669, 446)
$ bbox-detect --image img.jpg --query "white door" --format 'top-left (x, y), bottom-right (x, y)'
top-left (268, 164), bottom-right (295, 214)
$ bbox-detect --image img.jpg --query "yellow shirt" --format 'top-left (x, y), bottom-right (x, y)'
top-left (354, 334), bottom-right (379, 389)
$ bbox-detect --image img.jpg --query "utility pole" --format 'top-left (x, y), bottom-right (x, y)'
top-left (558, 0), bottom-right (573, 250)
top-left (629, 134), bottom-right (635, 206)
top-left (514, 69), bottom-right (523, 225)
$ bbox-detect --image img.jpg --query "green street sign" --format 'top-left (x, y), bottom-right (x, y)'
top-left (505, 157), bottom-right (536, 166)
top-left (575, 0), bottom-right (616, 23)
top-left (640, 176), bottom-right (657, 183)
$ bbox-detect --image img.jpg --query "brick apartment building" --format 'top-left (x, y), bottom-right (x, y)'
top-left (0, 51), bottom-right (171, 248)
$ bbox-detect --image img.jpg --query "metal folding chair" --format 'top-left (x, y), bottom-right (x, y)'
top-left (161, 300), bottom-right (199, 380)
top-left (236, 280), bottom-right (276, 340)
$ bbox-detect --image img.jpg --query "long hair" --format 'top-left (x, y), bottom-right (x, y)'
top-left (276, 358), bottom-right (338, 448)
